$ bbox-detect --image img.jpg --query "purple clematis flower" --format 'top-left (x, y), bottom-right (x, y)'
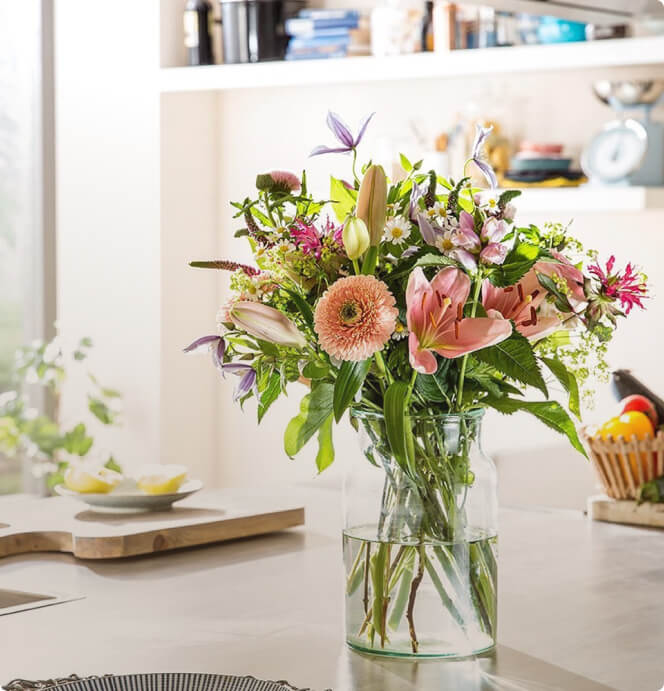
top-left (310, 111), bottom-right (375, 157)
top-left (470, 123), bottom-right (498, 189)
top-left (184, 335), bottom-right (257, 401)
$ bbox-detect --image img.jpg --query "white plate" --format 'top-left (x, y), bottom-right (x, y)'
top-left (55, 479), bottom-right (203, 512)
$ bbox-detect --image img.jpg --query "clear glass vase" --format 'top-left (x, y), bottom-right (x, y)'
top-left (343, 409), bottom-right (497, 659)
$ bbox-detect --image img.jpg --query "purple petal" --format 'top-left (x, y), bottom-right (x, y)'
top-left (183, 335), bottom-right (220, 354)
top-left (353, 112), bottom-right (375, 147)
top-left (309, 145), bottom-right (352, 157)
top-left (223, 363), bottom-right (252, 375)
top-left (326, 111), bottom-right (355, 148)
top-left (449, 248), bottom-right (478, 273)
top-left (481, 218), bottom-right (509, 243)
top-left (211, 338), bottom-right (226, 370)
top-left (473, 158), bottom-right (498, 190)
top-left (452, 227), bottom-right (481, 252)
top-left (417, 213), bottom-right (441, 247)
top-left (233, 368), bottom-right (256, 402)
top-left (409, 182), bottom-right (425, 221)
top-left (402, 245), bottom-right (419, 259)
top-left (471, 123), bottom-right (493, 160)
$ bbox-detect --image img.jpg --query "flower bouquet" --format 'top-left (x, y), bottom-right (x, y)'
top-left (186, 112), bottom-right (647, 658)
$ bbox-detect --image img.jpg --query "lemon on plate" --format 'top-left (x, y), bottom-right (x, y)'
top-left (136, 464), bottom-right (188, 495)
top-left (64, 466), bottom-right (123, 494)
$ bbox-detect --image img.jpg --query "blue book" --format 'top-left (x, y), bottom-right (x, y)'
top-left (287, 26), bottom-right (352, 40)
top-left (285, 50), bottom-right (347, 60)
top-left (298, 9), bottom-right (360, 21)
top-left (285, 17), bottom-right (359, 35)
top-left (289, 35), bottom-right (352, 49)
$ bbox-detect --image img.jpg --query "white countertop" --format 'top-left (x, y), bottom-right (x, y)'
top-left (1, 488), bottom-right (662, 691)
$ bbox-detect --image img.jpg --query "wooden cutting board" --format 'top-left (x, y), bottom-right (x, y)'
top-left (0, 491), bottom-right (304, 560)
top-left (588, 494), bottom-right (664, 528)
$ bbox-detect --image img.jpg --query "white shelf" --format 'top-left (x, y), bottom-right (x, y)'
top-left (513, 186), bottom-right (664, 213)
top-left (160, 36), bottom-right (664, 93)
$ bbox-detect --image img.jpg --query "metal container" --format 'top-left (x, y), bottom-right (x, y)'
top-left (219, 0), bottom-right (304, 63)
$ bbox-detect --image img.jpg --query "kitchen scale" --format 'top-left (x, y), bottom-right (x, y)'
top-left (582, 80), bottom-right (664, 186)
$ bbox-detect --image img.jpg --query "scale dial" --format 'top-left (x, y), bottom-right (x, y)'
top-left (582, 118), bottom-right (648, 183)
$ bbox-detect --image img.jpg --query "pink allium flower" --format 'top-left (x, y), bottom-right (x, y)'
top-left (269, 170), bottom-right (301, 193)
top-left (588, 255), bottom-right (647, 314)
top-left (314, 275), bottom-right (398, 361)
top-left (407, 267), bottom-right (511, 373)
top-left (482, 270), bottom-right (560, 340)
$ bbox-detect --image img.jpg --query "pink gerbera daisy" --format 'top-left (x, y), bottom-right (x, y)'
top-left (314, 275), bottom-right (398, 361)
top-left (269, 170), bottom-right (301, 193)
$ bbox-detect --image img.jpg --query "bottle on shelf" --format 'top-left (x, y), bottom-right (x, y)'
top-left (184, 0), bottom-right (215, 66)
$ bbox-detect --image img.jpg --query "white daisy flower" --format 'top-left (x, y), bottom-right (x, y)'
top-left (477, 192), bottom-right (500, 214)
top-left (427, 201), bottom-right (454, 223)
top-left (434, 230), bottom-right (457, 254)
top-left (391, 321), bottom-right (408, 341)
top-left (384, 217), bottom-right (411, 245)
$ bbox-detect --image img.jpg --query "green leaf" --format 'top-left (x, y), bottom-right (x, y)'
top-left (399, 153), bottom-right (412, 172)
top-left (474, 329), bottom-right (548, 396)
top-left (384, 381), bottom-right (414, 477)
top-left (489, 243), bottom-right (540, 287)
top-left (361, 245), bottom-right (378, 275)
top-left (536, 273), bottom-right (573, 312)
top-left (498, 189), bottom-right (521, 208)
top-left (88, 397), bottom-right (114, 425)
top-left (301, 361), bottom-right (328, 380)
top-left (105, 456), bottom-right (122, 473)
top-left (284, 382), bottom-right (334, 458)
top-left (540, 356), bottom-right (581, 419)
top-left (391, 252), bottom-right (455, 280)
top-left (281, 286), bottom-right (314, 328)
top-left (62, 423), bottom-right (94, 456)
top-left (330, 176), bottom-right (357, 223)
top-left (333, 359), bottom-right (371, 422)
top-left (315, 414), bottom-right (335, 472)
top-left (483, 396), bottom-right (587, 457)
top-left (258, 371), bottom-right (282, 423)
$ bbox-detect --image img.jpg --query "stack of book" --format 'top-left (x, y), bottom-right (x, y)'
top-left (502, 142), bottom-right (586, 187)
top-left (285, 9), bottom-right (370, 61)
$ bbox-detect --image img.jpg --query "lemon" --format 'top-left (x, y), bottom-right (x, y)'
top-left (136, 464), bottom-right (187, 495)
top-left (64, 466), bottom-right (122, 494)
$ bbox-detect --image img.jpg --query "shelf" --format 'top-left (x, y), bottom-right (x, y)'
top-left (512, 185), bottom-right (664, 213)
top-left (160, 36), bottom-right (664, 93)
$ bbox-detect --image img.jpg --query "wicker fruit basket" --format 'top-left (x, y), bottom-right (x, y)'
top-left (584, 429), bottom-right (664, 500)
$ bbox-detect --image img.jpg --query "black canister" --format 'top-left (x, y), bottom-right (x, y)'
top-left (219, 0), bottom-right (304, 63)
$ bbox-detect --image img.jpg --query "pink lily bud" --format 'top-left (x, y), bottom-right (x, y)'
top-left (230, 301), bottom-right (306, 348)
top-left (480, 243), bottom-right (508, 266)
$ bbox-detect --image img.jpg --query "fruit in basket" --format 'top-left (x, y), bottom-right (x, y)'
top-left (598, 411), bottom-right (654, 479)
top-left (611, 370), bottom-right (664, 425)
top-left (620, 394), bottom-right (659, 428)
top-left (64, 466), bottom-right (122, 494)
top-left (136, 464), bottom-right (187, 495)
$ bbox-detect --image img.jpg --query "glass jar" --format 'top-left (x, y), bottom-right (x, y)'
top-left (343, 409), bottom-right (497, 658)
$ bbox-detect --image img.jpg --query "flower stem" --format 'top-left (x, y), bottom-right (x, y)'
top-left (455, 274), bottom-right (483, 409)
top-left (352, 148), bottom-right (359, 185)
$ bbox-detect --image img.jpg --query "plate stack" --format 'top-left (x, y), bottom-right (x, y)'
top-left (503, 142), bottom-right (586, 188)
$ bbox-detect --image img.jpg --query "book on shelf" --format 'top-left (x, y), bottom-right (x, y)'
top-left (285, 16), bottom-right (360, 35)
top-left (285, 47), bottom-right (348, 60)
top-left (289, 35), bottom-right (352, 49)
top-left (298, 9), bottom-right (360, 21)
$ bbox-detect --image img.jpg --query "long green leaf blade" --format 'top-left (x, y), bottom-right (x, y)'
top-left (333, 359), bottom-right (371, 422)
top-left (540, 356), bottom-right (581, 419)
top-left (284, 383), bottom-right (334, 458)
top-left (384, 381), bottom-right (414, 476)
top-left (315, 414), bottom-right (335, 472)
top-left (483, 395), bottom-right (587, 457)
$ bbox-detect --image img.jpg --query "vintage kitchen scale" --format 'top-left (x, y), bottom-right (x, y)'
top-left (582, 80), bottom-right (664, 186)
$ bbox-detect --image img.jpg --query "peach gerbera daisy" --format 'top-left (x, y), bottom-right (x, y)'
top-left (314, 275), bottom-right (398, 361)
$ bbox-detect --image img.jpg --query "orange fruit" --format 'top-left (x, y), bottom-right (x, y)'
top-left (598, 411), bottom-right (654, 481)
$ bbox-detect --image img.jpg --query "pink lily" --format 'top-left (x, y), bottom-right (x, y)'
top-left (230, 301), bottom-right (306, 348)
top-left (535, 251), bottom-right (585, 306)
top-left (406, 267), bottom-right (512, 373)
top-left (482, 270), bottom-right (560, 340)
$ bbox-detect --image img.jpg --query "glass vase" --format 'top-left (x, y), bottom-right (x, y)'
top-left (343, 409), bottom-right (497, 659)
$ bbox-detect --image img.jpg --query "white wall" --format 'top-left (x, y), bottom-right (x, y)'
top-left (54, 0), bottom-right (162, 469)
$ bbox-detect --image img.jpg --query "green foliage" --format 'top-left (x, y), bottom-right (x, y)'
top-left (488, 243), bottom-right (540, 287)
top-left (383, 381), bottom-right (415, 478)
top-left (539, 356), bottom-right (581, 419)
top-left (257, 371), bottom-right (281, 423)
top-left (330, 176), bottom-right (357, 223)
top-left (284, 382), bottom-right (334, 460)
top-left (333, 359), bottom-right (371, 422)
top-left (474, 329), bottom-right (548, 396)
top-left (483, 395), bottom-right (587, 457)
top-left (315, 414), bottom-right (335, 472)
top-left (62, 423), bottom-right (94, 457)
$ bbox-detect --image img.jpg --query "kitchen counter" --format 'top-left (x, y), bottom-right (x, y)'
top-left (0, 488), bottom-right (662, 691)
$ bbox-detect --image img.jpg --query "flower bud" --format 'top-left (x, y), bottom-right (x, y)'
top-left (356, 165), bottom-right (387, 246)
top-left (342, 217), bottom-right (370, 260)
top-left (480, 243), bottom-right (508, 266)
top-left (230, 301), bottom-right (306, 348)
